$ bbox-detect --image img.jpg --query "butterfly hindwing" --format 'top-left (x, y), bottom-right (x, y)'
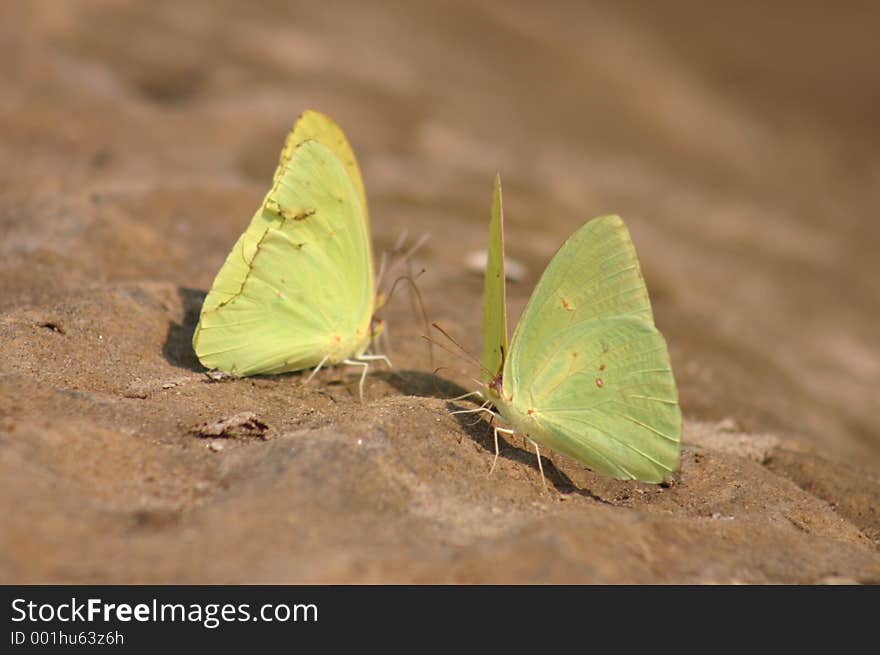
top-left (507, 316), bottom-right (680, 481)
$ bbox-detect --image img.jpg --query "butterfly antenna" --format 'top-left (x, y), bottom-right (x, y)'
top-left (423, 334), bottom-right (493, 381)
top-left (399, 231), bottom-right (430, 261)
top-left (386, 269), bottom-right (434, 369)
top-left (375, 231), bottom-right (430, 297)
top-left (422, 334), bottom-right (470, 368)
top-left (428, 365), bottom-right (472, 400)
top-left (431, 365), bottom-right (449, 397)
top-left (405, 256), bottom-right (419, 353)
top-left (394, 228), bottom-right (409, 252)
top-left (375, 250), bottom-right (390, 297)
top-left (429, 323), bottom-right (493, 379)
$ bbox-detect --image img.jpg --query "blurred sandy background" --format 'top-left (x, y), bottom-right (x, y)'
top-left (1, 0), bottom-right (878, 583)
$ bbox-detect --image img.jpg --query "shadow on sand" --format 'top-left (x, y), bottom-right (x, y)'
top-left (162, 286), bottom-right (206, 372)
top-left (380, 369), bottom-right (607, 500)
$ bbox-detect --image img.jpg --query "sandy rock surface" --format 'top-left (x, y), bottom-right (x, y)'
top-left (1, 0), bottom-right (878, 583)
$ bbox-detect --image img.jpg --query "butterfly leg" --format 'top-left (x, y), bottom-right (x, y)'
top-left (447, 390), bottom-right (484, 403)
top-left (529, 439), bottom-right (547, 489)
top-left (490, 426), bottom-right (515, 476)
top-left (343, 359), bottom-right (369, 402)
top-left (448, 402), bottom-right (494, 417)
top-left (465, 403), bottom-right (494, 426)
top-left (303, 354), bottom-right (330, 385)
top-left (357, 353), bottom-right (392, 369)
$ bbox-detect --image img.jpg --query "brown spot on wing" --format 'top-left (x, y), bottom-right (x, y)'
top-left (266, 199), bottom-right (316, 222)
top-left (595, 378), bottom-right (604, 388)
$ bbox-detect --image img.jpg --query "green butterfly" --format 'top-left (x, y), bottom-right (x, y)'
top-left (192, 110), bottom-right (388, 397)
top-left (460, 175), bottom-right (681, 484)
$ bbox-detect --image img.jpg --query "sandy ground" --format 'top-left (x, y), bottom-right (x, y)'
top-left (1, 0), bottom-right (878, 583)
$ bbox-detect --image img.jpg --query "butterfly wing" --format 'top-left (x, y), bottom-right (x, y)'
top-left (275, 110), bottom-right (370, 233)
top-left (481, 174), bottom-right (508, 386)
top-left (200, 110), bottom-right (370, 315)
top-left (502, 216), bottom-right (680, 482)
top-left (192, 138), bottom-right (374, 375)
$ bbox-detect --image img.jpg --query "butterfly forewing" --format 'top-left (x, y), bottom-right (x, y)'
top-left (507, 216), bottom-right (654, 382)
top-left (201, 110), bottom-right (370, 316)
top-left (275, 110), bottom-right (370, 235)
top-left (481, 174), bottom-right (508, 385)
top-left (193, 139), bottom-right (373, 375)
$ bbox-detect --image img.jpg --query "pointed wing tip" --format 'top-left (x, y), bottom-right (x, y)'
top-left (594, 214), bottom-right (624, 226)
top-left (298, 108), bottom-right (327, 120)
top-left (575, 214), bottom-right (630, 242)
top-left (295, 108), bottom-right (339, 132)
top-left (490, 176), bottom-right (504, 227)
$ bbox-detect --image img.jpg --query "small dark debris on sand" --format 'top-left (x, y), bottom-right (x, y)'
top-left (204, 370), bottom-right (235, 382)
top-left (189, 412), bottom-right (270, 439)
top-left (37, 321), bottom-right (65, 334)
